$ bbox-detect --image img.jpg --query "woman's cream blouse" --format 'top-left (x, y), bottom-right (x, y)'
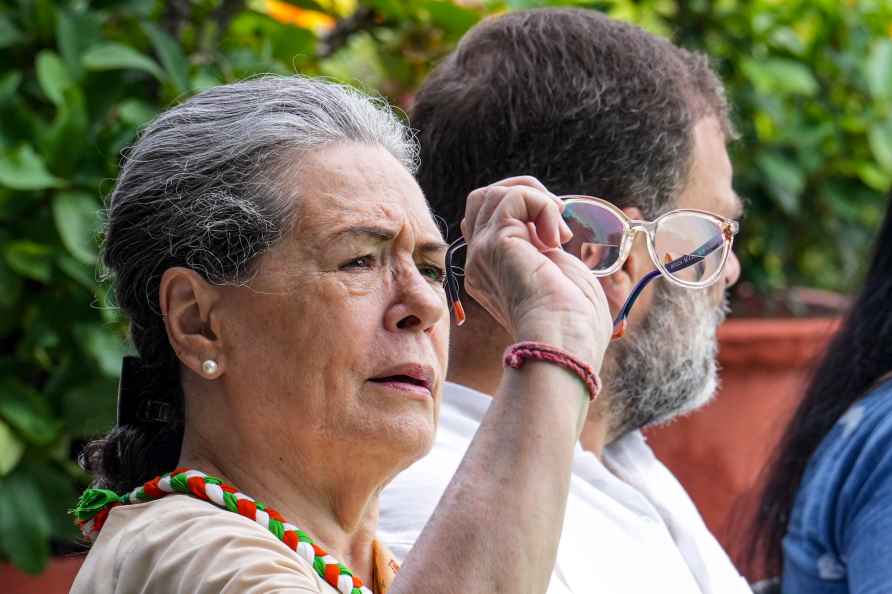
top-left (70, 493), bottom-right (339, 594)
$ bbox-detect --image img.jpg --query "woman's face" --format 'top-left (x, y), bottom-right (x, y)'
top-left (216, 142), bottom-right (450, 472)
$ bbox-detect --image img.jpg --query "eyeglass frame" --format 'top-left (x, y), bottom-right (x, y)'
top-left (444, 194), bottom-right (740, 339)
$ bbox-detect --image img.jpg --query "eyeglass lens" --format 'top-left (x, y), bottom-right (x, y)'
top-left (562, 202), bottom-right (625, 273)
top-left (561, 202), bottom-right (726, 284)
top-left (653, 212), bottom-right (724, 283)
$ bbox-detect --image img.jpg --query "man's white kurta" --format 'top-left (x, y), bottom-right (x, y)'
top-left (378, 382), bottom-right (751, 594)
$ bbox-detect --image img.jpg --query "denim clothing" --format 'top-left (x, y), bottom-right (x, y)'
top-left (783, 378), bottom-right (892, 594)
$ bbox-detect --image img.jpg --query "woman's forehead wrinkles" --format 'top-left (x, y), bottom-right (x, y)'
top-left (295, 192), bottom-right (388, 236)
top-left (298, 190), bottom-right (440, 245)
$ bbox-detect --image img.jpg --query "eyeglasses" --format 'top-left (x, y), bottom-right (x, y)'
top-left (444, 195), bottom-right (739, 339)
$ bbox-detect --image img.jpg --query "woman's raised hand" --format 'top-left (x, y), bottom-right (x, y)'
top-left (396, 177), bottom-right (613, 594)
top-left (461, 176), bottom-right (613, 368)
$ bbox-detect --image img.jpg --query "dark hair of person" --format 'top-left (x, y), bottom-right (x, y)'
top-left (78, 76), bottom-right (417, 494)
top-left (411, 7), bottom-right (733, 252)
top-left (750, 193), bottom-right (892, 576)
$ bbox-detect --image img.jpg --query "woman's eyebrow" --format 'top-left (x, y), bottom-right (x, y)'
top-left (328, 225), bottom-right (397, 243)
top-left (328, 225), bottom-right (448, 255)
top-left (417, 240), bottom-right (449, 256)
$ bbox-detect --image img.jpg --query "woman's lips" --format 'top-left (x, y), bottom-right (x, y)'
top-left (368, 364), bottom-right (435, 399)
top-left (370, 377), bottom-right (433, 398)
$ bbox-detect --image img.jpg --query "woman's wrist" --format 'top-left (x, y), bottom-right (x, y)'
top-left (513, 319), bottom-right (606, 372)
top-left (504, 342), bottom-right (601, 401)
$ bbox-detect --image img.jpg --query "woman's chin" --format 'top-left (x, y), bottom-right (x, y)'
top-left (370, 415), bottom-right (436, 468)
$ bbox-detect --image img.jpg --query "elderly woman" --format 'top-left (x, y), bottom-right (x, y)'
top-left (70, 75), bottom-right (611, 594)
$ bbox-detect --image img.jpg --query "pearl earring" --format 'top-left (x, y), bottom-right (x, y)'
top-left (201, 360), bottom-right (219, 377)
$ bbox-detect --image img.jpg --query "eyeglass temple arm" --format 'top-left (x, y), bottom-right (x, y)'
top-left (611, 234), bottom-right (724, 338)
top-left (445, 238), bottom-right (468, 325)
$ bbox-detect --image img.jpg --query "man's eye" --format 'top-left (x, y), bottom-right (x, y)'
top-left (419, 264), bottom-right (447, 284)
top-left (342, 255), bottom-right (374, 270)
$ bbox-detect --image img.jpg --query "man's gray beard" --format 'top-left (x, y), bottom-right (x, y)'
top-left (602, 281), bottom-right (730, 440)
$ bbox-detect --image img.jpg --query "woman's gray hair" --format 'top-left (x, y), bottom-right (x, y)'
top-left (84, 75), bottom-right (418, 493)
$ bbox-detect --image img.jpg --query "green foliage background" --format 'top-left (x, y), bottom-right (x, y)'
top-left (0, 0), bottom-right (890, 574)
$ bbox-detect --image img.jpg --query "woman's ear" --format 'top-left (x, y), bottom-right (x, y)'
top-left (159, 267), bottom-right (225, 379)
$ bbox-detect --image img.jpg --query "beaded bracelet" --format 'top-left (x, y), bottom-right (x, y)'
top-left (503, 341), bottom-right (601, 401)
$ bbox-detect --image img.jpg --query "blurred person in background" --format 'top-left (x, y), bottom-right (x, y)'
top-left (378, 8), bottom-right (751, 594)
top-left (69, 74), bottom-right (615, 594)
top-left (751, 192), bottom-right (892, 594)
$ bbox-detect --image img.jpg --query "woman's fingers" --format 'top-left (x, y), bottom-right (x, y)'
top-left (460, 176), bottom-right (613, 358)
top-left (493, 177), bottom-right (566, 224)
top-left (542, 249), bottom-right (613, 342)
top-left (490, 175), bottom-right (551, 195)
top-left (463, 177), bottom-right (567, 246)
top-left (463, 185), bottom-right (509, 243)
top-left (488, 185), bottom-right (565, 249)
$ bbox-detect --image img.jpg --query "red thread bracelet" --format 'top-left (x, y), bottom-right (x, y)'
top-left (503, 341), bottom-right (601, 401)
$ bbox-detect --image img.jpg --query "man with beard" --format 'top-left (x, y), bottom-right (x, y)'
top-left (378, 7), bottom-right (750, 594)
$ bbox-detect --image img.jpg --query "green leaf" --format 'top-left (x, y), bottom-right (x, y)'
top-left (56, 11), bottom-right (83, 79)
top-left (0, 145), bottom-right (66, 191)
top-left (756, 152), bottom-right (805, 215)
top-left (363, 0), bottom-right (407, 18)
top-left (866, 39), bottom-right (892, 101)
top-left (35, 50), bottom-right (72, 106)
top-left (57, 254), bottom-right (96, 289)
top-left (0, 467), bottom-right (52, 574)
top-left (857, 162), bottom-right (892, 192)
top-left (40, 86), bottom-right (89, 173)
top-left (0, 71), bottom-right (22, 105)
top-left (82, 43), bottom-right (165, 81)
top-left (21, 309), bottom-right (61, 368)
top-left (30, 461), bottom-right (80, 542)
top-left (52, 191), bottom-right (100, 265)
top-left (62, 379), bottom-right (117, 437)
top-left (191, 71), bottom-right (221, 93)
top-left (118, 99), bottom-right (157, 126)
top-left (75, 324), bottom-right (126, 378)
top-left (0, 379), bottom-right (59, 446)
top-left (869, 118), bottom-right (892, 173)
top-left (4, 241), bottom-right (54, 283)
top-left (30, 0), bottom-right (58, 40)
top-left (0, 15), bottom-right (24, 49)
top-left (270, 25), bottom-right (316, 67)
top-left (0, 419), bottom-right (25, 477)
top-left (143, 23), bottom-right (191, 95)
top-left (56, 10), bottom-right (102, 80)
top-left (742, 58), bottom-right (818, 96)
top-left (0, 257), bottom-right (21, 308)
top-left (423, 1), bottom-right (480, 39)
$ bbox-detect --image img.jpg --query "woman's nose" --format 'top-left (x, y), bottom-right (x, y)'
top-left (385, 267), bottom-right (446, 333)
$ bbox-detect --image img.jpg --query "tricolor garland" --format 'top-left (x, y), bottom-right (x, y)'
top-left (72, 467), bottom-right (373, 594)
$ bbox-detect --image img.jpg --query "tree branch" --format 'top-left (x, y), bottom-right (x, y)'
top-left (162, 0), bottom-right (192, 37)
top-left (317, 6), bottom-right (379, 59)
top-left (213, 0), bottom-right (247, 39)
